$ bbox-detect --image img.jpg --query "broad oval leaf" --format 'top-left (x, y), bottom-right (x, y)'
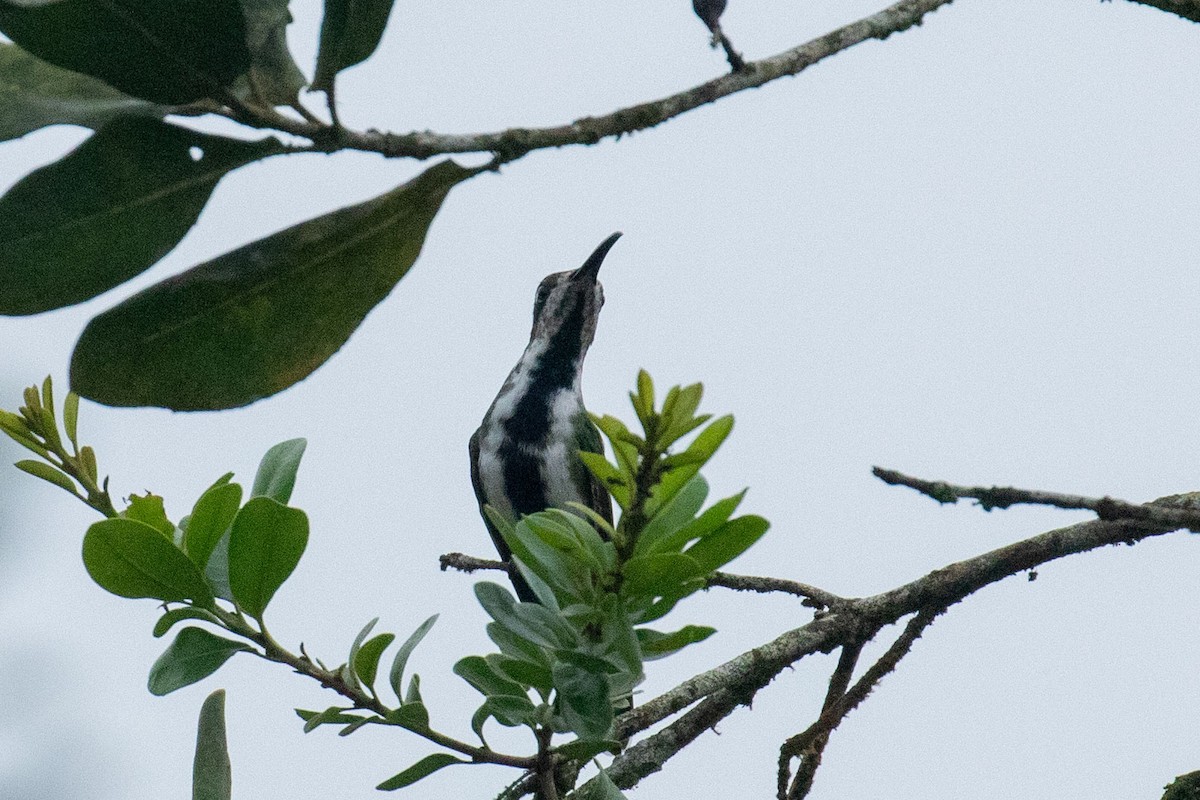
top-left (185, 483), bottom-right (243, 571)
top-left (0, 42), bottom-right (167, 142)
top-left (227, 496), bottom-right (309, 619)
top-left (0, 0), bottom-right (251, 104)
top-left (0, 118), bottom-right (283, 316)
top-left (376, 753), bottom-right (468, 791)
top-left (71, 159), bottom-right (480, 410)
top-left (313, 0), bottom-right (398, 91)
top-left (250, 438), bottom-right (306, 503)
top-left (148, 627), bottom-right (252, 696)
top-left (82, 518), bottom-right (212, 603)
top-left (620, 553), bottom-right (705, 600)
top-left (192, 689), bottom-right (232, 800)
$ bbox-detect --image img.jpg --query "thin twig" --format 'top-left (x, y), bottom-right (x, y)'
top-left (709, 571), bottom-right (848, 610)
top-left (873, 466), bottom-right (1200, 530)
top-left (778, 642), bottom-right (864, 800)
top-left (218, 0), bottom-right (956, 160)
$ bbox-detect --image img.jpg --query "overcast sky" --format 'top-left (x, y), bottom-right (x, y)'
top-left (3, 1), bottom-right (1200, 798)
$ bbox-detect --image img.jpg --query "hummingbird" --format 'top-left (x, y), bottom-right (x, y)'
top-left (469, 233), bottom-right (621, 603)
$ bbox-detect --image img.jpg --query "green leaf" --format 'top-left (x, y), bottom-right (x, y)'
top-left (71, 159), bottom-right (480, 410)
top-left (298, 706), bottom-right (360, 732)
top-left (552, 661), bottom-right (613, 741)
top-left (620, 553), bottom-right (705, 600)
top-left (584, 767), bottom-right (629, 800)
top-left (338, 716), bottom-right (376, 737)
top-left (192, 690), bottom-right (232, 800)
top-left (475, 583), bottom-right (577, 650)
top-left (486, 622), bottom-right (551, 668)
top-left (153, 606), bottom-right (223, 638)
top-left (645, 489), bottom-right (746, 556)
top-left (313, 0), bottom-right (398, 91)
top-left (453, 655), bottom-right (529, 699)
top-left (376, 754), bottom-right (468, 791)
top-left (62, 391), bottom-right (79, 446)
top-left (386, 701), bottom-right (430, 731)
top-left (633, 474), bottom-right (708, 558)
top-left (148, 627), bottom-right (252, 696)
top-left (578, 452), bottom-right (630, 510)
top-left (0, 42), bottom-right (168, 142)
top-left (554, 738), bottom-right (624, 762)
top-left (237, 0), bottom-right (306, 105)
top-left (684, 515), bottom-right (770, 572)
top-left (14, 459), bottom-right (77, 494)
top-left (388, 613), bottom-right (438, 702)
top-left (0, 0), bottom-right (251, 104)
top-left (0, 118), bottom-right (283, 316)
top-left (355, 632), bottom-right (395, 690)
top-left (124, 493), bottom-right (174, 538)
top-left (250, 438), bottom-right (306, 503)
top-left (185, 483), bottom-right (243, 571)
top-left (227, 497), bottom-right (309, 618)
top-left (342, 616), bottom-right (378, 686)
top-left (480, 694), bottom-right (538, 727)
top-left (636, 625), bottom-right (716, 660)
top-left (83, 518), bottom-right (212, 603)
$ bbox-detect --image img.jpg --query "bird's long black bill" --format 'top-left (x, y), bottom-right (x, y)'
top-left (574, 231), bottom-right (623, 281)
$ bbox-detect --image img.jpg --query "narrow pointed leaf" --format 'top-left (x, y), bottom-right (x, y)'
top-left (83, 518), bottom-right (212, 603)
top-left (554, 739), bottom-right (624, 762)
top-left (0, 42), bottom-right (167, 142)
top-left (250, 438), bottom-right (306, 503)
top-left (149, 627), bottom-right (252, 696)
top-left (185, 483), bottom-right (243, 571)
top-left (0, 118), bottom-right (283, 316)
top-left (62, 392), bottom-right (79, 446)
top-left (636, 625), bottom-right (716, 660)
top-left (0, 0), bottom-right (251, 104)
top-left (72, 159), bottom-right (479, 410)
top-left (388, 614), bottom-right (438, 702)
top-left (646, 489), bottom-right (746, 556)
top-left (14, 459), bottom-right (77, 494)
top-left (313, 0), bottom-right (398, 91)
top-left (227, 497), bottom-right (309, 618)
top-left (633, 474), bottom-right (708, 558)
top-left (376, 754), bottom-right (468, 791)
top-left (343, 617), bottom-right (379, 686)
top-left (684, 515), bottom-right (770, 572)
top-left (192, 690), bottom-right (232, 800)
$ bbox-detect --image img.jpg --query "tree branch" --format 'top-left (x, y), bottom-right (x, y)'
top-left (708, 571), bottom-right (848, 610)
top-left (1128, 0), bottom-right (1200, 24)
top-left (222, 0), bottom-right (956, 160)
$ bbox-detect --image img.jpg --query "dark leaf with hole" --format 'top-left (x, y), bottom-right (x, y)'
top-left (0, 42), bottom-right (168, 142)
top-left (148, 627), bottom-right (252, 696)
top-left (71, 159), bottom-right (479, 410)
top-left (0, 118), bottom-right (282, 316)
top-left (0, 0), bottom-right (251, 104)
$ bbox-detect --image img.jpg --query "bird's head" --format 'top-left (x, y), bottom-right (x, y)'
top-left (529, 232), bottom-right (622, 352)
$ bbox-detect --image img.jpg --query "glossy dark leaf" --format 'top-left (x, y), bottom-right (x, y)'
top-left (192, 690), bottom-right (232, 800)
top-left (0, 118), bottom-right (282, 316)
top-left (313, 0), bottom-right (398, 91)
top-left (250, 438), bottom-right (306, 503)
top-left (376, 753), bottom-right (467, 791)
top-left (0, 42), bottom-right (167, 142)
top-left (148, 627), bottom-right (252, 696)
top-left (227, 497), bottom-right (309, 618)
top-left (71, 159), bottom-right (479, 410)
top-left (82, 518), bottom-right (212, 603)
top-left (0, 0), bottom-right (251, 104)
top-left (184, 483), bottom-right (243, 571)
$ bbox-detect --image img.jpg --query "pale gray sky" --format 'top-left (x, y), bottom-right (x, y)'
top-left (3, 1), bottom-right (1200, 798)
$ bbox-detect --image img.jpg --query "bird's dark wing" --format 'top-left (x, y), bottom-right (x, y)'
top-left (577, 416), bottom-right (614, 528)
top-left (469, 426), bottom-right (536, 602)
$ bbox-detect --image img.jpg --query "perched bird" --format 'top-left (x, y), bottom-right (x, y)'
top-left (470, 233), bottom-right (621, 602)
